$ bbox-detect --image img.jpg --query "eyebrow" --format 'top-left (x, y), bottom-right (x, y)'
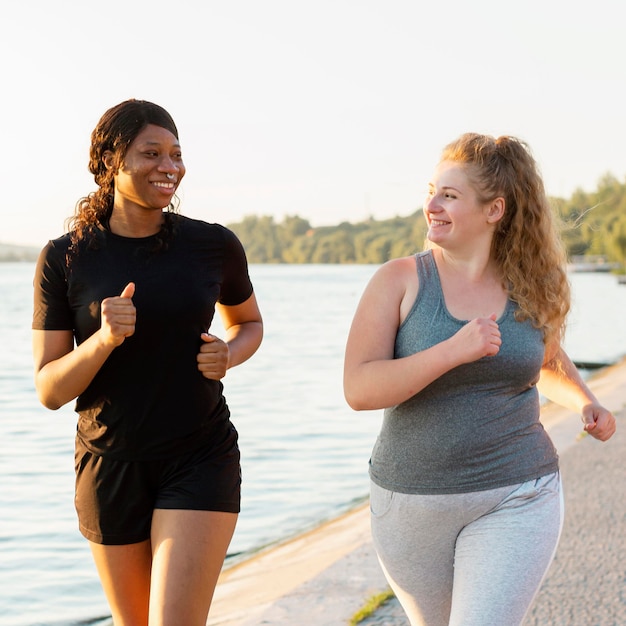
top-left (140, 140), bottom-right (182, 148)
top-left (429, 184), bottom-right (462, 193)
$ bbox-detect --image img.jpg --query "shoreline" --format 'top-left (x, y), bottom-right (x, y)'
top-left (223, 494), bottom-right (369, 569)
top-left (210, 499), bottom-right (376, 625)
top-left (208, 357), bottom-right (626, 626)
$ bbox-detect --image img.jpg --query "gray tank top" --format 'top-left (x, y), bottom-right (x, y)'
top-left (369, 250), bottom-right (559, 494)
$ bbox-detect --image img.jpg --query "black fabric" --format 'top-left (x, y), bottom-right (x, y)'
top-left (33, 215), bottom-right (253, 460)
top-left (74, 429), bottom-right (241, 545)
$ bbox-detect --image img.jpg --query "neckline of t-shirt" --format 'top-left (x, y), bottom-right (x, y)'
top-left (103, 228), bottom-right (161, 244)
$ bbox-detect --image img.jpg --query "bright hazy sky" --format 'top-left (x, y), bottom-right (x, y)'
top-left (3, 0), bottom-right (624, 247)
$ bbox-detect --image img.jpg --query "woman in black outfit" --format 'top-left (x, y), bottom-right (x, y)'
top-left (32, 99), bottom-right (263, 625)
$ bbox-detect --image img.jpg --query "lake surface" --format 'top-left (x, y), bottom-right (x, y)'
top-left (1, 262), bottom-right (625, 626)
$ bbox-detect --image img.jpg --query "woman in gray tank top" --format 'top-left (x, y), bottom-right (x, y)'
top-left (344, 133), bottom-right (615, 626)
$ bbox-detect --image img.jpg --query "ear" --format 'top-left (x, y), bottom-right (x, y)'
top-left (486, 197), bottom-right (505, 224)
top-left (102, 150), bottom-right (116, 173)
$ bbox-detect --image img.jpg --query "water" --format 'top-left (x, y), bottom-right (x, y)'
top-left (1, 262), bottom-right (625, 626)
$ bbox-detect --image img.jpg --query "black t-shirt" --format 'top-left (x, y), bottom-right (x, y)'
top-left (33, 215), bottom-right (254, 460)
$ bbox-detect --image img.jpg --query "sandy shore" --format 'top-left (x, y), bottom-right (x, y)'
top-left (207, 357), bottom-right (626, 626)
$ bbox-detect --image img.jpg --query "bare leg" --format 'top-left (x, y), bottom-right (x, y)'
top-left (148, 509), bottom-right (238, 626)
top-left (89, 539), bottom-right (152, 626)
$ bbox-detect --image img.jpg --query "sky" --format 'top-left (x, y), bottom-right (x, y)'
top-left (2, 0), bottom-right (625, 247)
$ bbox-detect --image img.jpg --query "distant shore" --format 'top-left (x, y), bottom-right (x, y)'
top-left (0, 242), bottom-right (40, 262)
top-left (4, 244), bottom-right (626, 275)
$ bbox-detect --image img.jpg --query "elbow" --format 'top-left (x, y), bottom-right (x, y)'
top-left (344, 366), bottom-right (384, 411)
top-left (254, 321), bottom-right (264, 353)
top-left (38, 394), bottom-right (64, 411)
top-left (343, 383), bottom-right (370, 412)
top-left (345, 397), bottom-right (367, 411)
top-left (34, 379), bottom-right (65, 411)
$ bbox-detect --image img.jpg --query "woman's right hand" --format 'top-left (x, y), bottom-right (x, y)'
top-left (33, 282), bottom-right (137, 410)
top-left (100, 282), bottom-right (136, 347)
top-left (449, 313), bottom-right (502, 364)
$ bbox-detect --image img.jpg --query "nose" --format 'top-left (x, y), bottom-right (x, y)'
top-left (158, 156), bottom-right (179, 175)
top-left (424, 192), bottom-right (441, 213)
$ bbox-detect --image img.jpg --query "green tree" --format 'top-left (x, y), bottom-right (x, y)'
top-left (226, 175), bottom-right (626, 267)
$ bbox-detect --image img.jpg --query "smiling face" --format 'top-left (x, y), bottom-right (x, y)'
top-left (423, 160), bottom-right (502, 252)
top-left (107, 124), bottom-right (186, 213)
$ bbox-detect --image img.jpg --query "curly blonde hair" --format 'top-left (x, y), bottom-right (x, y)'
top-left (439, 133), bottom-right (570, 352)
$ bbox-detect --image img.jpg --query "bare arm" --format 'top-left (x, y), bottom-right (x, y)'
top-left (343, 259), bottom-right (502, 411)
top-left (197, 292), bottom-right (263, 380)
top-left (33, 283), bottom-right (136, 410)
top-left (538, 347), bottom-right (616, 441)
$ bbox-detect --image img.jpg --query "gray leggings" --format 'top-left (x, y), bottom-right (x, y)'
top-left (370, 472), bottom-right (563, 626)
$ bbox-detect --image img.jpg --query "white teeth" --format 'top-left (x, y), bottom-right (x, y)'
top-left (431, 219), bottom-right (448, 226)
top-left (153, 182), bottom-right (174, 189)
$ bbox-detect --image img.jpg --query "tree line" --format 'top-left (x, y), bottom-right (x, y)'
top-left (3, 172), bottom-right (624, 265)
top-left (227, 173), bottom-right (626, 266)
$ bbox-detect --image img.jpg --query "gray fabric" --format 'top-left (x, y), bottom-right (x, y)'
top-left (370, 472), bottom-right (564, 626)
top-left (369, 250), bottom-right (559, 494)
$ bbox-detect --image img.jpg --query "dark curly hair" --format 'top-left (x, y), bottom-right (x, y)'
top-left (66, 99), bottom-right (181, 260)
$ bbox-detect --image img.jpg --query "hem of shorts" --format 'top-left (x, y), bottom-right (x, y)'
top-left (79, 523), bottom-right (150, 546)
top-left (79, 502), bottom-right (241, 545)
top-left (369, 464), bottom-right (560, 495)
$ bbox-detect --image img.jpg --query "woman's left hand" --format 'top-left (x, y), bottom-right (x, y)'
top-left (582, 404), bottom-right (617, 441)
top-left (197, 333), bottom-right (230, 380)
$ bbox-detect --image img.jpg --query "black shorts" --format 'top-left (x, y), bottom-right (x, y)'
top-left (74, 432), bottom-right (241, 545)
